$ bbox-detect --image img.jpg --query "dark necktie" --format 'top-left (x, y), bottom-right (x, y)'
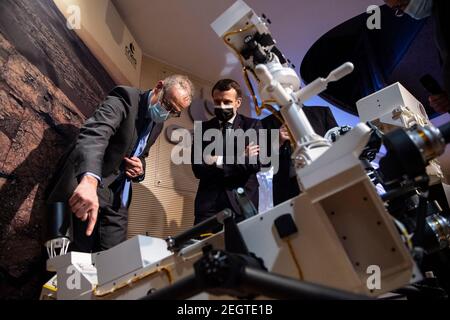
top-left (222, 121), bottom-right (232, 134)
top-left (222, 122), bottom-right (232, 159)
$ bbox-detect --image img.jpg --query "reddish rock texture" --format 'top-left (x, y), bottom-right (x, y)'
top-left (0, 33), bottom-right (83, 299)
top-left (0, 0), bottom-right (115, 299)
top-left (0, 0), bottom-right (115, 116)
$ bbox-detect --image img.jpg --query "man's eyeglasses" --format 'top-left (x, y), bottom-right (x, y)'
top-left (161, 95), bottom-right (182, 118)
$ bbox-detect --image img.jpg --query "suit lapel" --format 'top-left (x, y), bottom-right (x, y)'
top-left (124, 90), bottom-right (150, 157)
top-left (148, 122), bottom-right (163, 146)
top-left (136, 90), bottom-right (151, 133)
top-left (232, 113), bottom-right (243, 130)
top-left (210, 117), bottom-right (220, 130)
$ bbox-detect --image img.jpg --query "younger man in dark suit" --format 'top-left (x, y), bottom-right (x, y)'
top-left (192, 79), bottom-right (262, 224)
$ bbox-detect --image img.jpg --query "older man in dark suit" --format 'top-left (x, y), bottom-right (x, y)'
top-left (46, 75), bottom-right (194, 252)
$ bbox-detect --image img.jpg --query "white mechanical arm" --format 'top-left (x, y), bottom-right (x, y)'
top-left (211, 0), bottom-right (354, 169)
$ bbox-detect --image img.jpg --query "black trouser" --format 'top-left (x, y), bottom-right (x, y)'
top-left (70, 187), bottom-right (128, 253)
top-left (194, 192), bottom-right (245, 232)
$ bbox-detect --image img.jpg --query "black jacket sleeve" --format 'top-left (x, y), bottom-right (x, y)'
top-left (192, 118), bottom-right (263, 180)
top-left (222, 119), bottom-right (263, 178)
top-left (191, 129), bottom-right (224, 181)
top-left (73, 87), bottom-right (129, 178)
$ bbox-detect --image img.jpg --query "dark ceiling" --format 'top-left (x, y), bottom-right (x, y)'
top-left (300, 5), bottom-right (443, 118)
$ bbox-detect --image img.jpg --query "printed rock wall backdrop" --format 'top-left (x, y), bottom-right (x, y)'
top-left (0, 0), bottom-right (115, 299)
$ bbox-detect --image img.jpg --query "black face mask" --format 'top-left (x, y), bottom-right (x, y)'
top-left (214, 108), bottom-right (235, 122)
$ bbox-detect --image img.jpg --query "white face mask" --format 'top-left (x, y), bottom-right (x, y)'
top-left (404, 0), bottom-right (433, 20)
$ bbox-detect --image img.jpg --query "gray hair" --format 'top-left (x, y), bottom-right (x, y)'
top-left (163, 74), bottom-right (195, 103)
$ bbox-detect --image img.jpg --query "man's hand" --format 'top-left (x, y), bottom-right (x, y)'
top-left (124, 157), bottom-right (144, 179)
top-left (69, 175), bottom-right (99, 236)
top-left (280, 125), bottom-right (291, 145)
top-left (245, 142), bottom-right (260, 158)
top-left (429, 93), bottom-right (450, 114)
top-left (204, 155), bottom-right (219, 165)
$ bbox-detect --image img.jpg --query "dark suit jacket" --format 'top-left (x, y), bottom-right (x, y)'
top-left (192, 113), bottom-right (262, 223)
top-left (433, 0), bottom-right (450, 96)
top-left (261, 106), bottom-right (338, 206)
top-left (46, 86), bottom-right (163, 208)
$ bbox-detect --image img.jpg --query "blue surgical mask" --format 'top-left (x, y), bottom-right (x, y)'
top-left (404, 0), bottom-right (433, 20)
top-left (148, 92), bottom-right (170, 123)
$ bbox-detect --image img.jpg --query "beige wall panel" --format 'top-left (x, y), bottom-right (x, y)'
top-left (53, 0), bottom-right (142, 86)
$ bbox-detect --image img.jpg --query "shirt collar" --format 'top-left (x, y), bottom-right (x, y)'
top-left (221, 113), bottom-right (237, 126)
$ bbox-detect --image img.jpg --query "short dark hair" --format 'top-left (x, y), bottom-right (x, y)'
top-left (212, 79), bottom-right (242, 99)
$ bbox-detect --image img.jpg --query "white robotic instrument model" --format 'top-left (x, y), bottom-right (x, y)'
top-left (357, 82), bottom-right (446, 184)
top-left (42, 0), bottom-right (445, 300)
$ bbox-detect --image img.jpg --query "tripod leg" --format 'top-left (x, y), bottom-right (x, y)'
top-left (241, 267), bottom-right (371, 300)
top-left (140, 273), bottom-right (202, 300)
